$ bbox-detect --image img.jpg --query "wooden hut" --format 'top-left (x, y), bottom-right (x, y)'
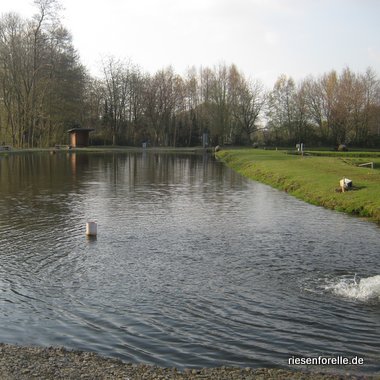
top-left (68, 128), bottom-right (94, 148)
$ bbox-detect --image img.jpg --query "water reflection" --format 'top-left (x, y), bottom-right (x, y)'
top-left (0, 151), bottom-right (379, 375)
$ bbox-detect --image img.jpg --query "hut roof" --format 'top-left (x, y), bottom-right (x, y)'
top-left (67, 128), bottom-right (95, 133)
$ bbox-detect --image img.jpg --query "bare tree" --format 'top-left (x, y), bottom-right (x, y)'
top-left (232, 76), bottom-right (266, 144)
top-left (361, 67), bottom-right (380, 141)
top-left (102, 57), bottom-right (133, 145)
top-left (145, 67), bottom-right (177, 146)
top-left (267, 75), bottom-right (298, 143)
top-left (0, 0), bottom-right (85, 147)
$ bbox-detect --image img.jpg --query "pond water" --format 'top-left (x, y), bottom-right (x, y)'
top-left (0, 152), bottom-right (379, 374)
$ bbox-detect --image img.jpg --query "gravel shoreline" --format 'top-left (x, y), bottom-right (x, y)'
top-left (0, 344), bottom-right (377, 380)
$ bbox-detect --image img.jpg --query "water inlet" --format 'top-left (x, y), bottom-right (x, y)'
top-left (86, 221), bottom-right (97, 236)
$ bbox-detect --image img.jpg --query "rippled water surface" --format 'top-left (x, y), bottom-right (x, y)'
top-left (0, 152), bottom-right (379, 374)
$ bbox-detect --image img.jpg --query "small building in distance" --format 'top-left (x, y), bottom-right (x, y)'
top-left (68, 128), bottom-right (94, 148)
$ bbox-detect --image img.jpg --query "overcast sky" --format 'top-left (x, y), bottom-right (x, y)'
top-left (1, 0), bottom-right (380, 88)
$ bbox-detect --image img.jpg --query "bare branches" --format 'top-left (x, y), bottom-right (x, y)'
top-left (1, 5), bottom-right (379, 148)
top-left (0, 4), bottom-right (84, 147)
top-left (266, 68), bottom-right (380, 146)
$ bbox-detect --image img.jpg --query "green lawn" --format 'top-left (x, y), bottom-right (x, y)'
top-left (216, 149), bottom-right (380, 224)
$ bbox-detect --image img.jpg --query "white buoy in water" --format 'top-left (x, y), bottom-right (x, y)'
top-left (86, 221), bottom-right (97, 236)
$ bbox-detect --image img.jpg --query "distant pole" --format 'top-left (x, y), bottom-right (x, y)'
top-left (202, 132), bottom-right (208, 149)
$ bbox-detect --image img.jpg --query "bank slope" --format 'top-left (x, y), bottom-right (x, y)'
top-left (216, 149), bottom-right (380, 224)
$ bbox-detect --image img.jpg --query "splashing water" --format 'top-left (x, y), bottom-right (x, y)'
top-left (325, 275), bottom-right (380, 302)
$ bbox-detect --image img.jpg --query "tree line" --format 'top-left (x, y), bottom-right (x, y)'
top-left (1, 0), bottom-right (379, 149)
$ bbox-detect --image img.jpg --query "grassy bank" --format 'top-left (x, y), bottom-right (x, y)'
top-left (216, 149), bottom-right (380, 224)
